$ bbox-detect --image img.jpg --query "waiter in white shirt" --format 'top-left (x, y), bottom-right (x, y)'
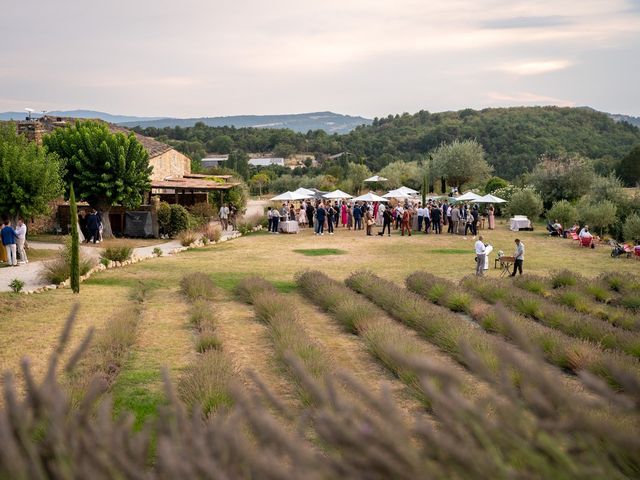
top-left (474, 235), bottom-right (486, 276)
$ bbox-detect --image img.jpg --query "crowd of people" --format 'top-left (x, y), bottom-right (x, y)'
top-left (266, 198), bottom-right (498, 237)
top-left (1, 218), bottom-right (28, 267)
top-left (546, 219), bottom-right (597, 247)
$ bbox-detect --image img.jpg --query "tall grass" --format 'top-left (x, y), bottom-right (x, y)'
top-left (463, 276), bottom-right (640, 359)
top-left (177, 350), bottom-right (235, 415)
top-left (407, 271), bottom-right (640, 392)
top-left (179, 272), bottom-right (219, 301)
top-left (2, 306), bottom-right (639, 479)
top-left (236, 276), bottom-right (329, 404)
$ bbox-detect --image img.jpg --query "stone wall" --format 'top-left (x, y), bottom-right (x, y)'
top-left (149, 148), bottom-right (191, 180)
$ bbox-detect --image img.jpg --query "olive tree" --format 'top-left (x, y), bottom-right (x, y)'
top-left (505, 189), bottom-right (544, 220)
top-left (578, 199), bottom-right (618, 236)
top-left (529, 154), bottom-right (594, 207)
top-left (623, 213), bottom-right (640, 244)
top-left (547, 200), bottom-right (579, 228)
top-left (44, 121), bottom-right (152, 238)
top-left (431, 139), bottom-right (492, 191)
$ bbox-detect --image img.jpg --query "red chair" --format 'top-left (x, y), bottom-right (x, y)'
top-left (580, 236), bottom-right (593, 247)
top-left (634, 246), bottom-right (640, 259)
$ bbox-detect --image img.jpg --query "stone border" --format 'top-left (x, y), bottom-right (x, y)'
top-left (21, 227), bottom-right (259, 295)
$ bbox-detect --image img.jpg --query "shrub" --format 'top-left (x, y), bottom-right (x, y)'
top-left (547, 200), bottom-right (578, 229)
top-left (177, 229), bottom-right (199, 247)
top-left (621, 294), bottom-right (640, 311)
top-left (196, 332), bottom-right (222, 353)
top-left (623, 213), bottom-right (640, 244)
top-left (505, 188), bottom-right (544, 220)
top-left (180, 273), bottom-right (218, 301)
top-left (484, 176), bottom-right (509, 194)
top-left (100, 246), bottom-right (132, 263)
top-left (514, 276), bottom-right (547, 295)
top-left (169, 203), bottom-right (191, 236)
top-left (201, 223), bottom-right (222, 243)
top-left (9, 278), bottom-right (24, 293)
top-left (550, 270), bottom-right (577, 288)
top-left (586, 284), bottom-right (610, 303)
top-left (236, 214), bottom-right (265, 235)
top-left (177, 350), bottom-right (235, 415)
top-left (152, 247), bottom-right (163, 257)
top-left (41, 238), bottom-right (94, 284)
top-left (577, 198), bottom-right (618, 236)
top-left (188, 202), bottom-right (218, 225)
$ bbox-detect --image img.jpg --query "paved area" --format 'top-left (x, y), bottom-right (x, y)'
top-left (0, 227), bottom-right (238, 293)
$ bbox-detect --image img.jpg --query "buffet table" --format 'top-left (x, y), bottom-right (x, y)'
top-left (510, 216), bottom-right (532, 231)
top-left (278, 220), bottom-right (300, 234)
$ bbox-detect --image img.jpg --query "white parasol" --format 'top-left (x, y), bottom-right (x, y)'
top-left (382, 189), bottom-right (411, 199)
top-left (396, 185), bottom-right (419, 195)
top-left (292, 187), bottom-right (315, 196)
top-left (270, 191), bottom-right (311, 201)
top-left (352, 192), bottom-right (389, 202)
top-left (364, 175), bottom-right (388, 182)
top-left (455, 191), bottom-right (482, 202)
top-left (323, 189), bottom-right (353, 199)
top-left (476, 194), bottom-right (507, 203)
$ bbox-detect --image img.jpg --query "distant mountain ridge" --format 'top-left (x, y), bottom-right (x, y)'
top-left (1, 107), bottom-right (638, 133)
top-left (118, 111), bottom-right (372, 133)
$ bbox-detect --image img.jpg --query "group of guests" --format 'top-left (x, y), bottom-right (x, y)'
top-left (1, 218), bottom-right (28, 266)
top-left (268, 198), bottom-right (498, 237)
top-left (218, 203), bottom-right (238, 231)
top-left (546, 220), bottom-right (597, 247)
top-left (78, 209), bottom-right (103, 244)
top-left (475, 236), bottom-right (526, 277)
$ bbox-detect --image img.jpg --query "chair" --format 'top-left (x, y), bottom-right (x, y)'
top-left (580, 236), bottom-right (593, 248)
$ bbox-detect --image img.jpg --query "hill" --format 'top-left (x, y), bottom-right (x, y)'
top-left (120, 111), bottom-right (371, 133)
top-left (0, 109), bottom-right (164, 124)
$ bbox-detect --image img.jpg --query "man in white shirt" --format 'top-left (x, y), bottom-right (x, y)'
top-left (219, 204), bottom-right (230, 231)
top-left (417, 204), bottom-right (425, 232)
top-left (510, 238), bottom-right (525, 276)
top-left (474, 235), bottom-right (486, 276)
top-left (579, 225), bottom-right (592, 239)
top-left (15, 218), bottom-right (28, 264)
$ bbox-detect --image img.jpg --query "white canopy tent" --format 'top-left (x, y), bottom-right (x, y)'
top-left (270, 191), bottom-right (311, 201)
top-left (476, 194), bottom-right (507, 204)
top-left (455, 191), bottom-right (483, 202)
top-left (396, 185), bottom-right (419, 195)
top-left (352, 192), bottom-right (389, 202)
top-left (323, 189), bottom-right (353, 199)
top-left (364, 175), bottom-right (388, 182)
top-left (292, 187), bottom-right (315, 196)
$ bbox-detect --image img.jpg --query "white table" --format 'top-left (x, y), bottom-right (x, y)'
top-left (279, 220), bottom-right (300, 234)
top-left (510, 216), bottom-right (531, 231)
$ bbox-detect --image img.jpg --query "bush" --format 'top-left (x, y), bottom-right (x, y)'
top-left (236, 214), bottom-right (265, 235)
top-left (177, 229), bottom-right (199, 247)
top-left (623, 213), bottom-right (640, 244)
top-left (577, 198), bottom-right (618, 236)
top-left (41, 238), bottom-right (94, 284)
top-left (9, 278), bottom-right (24, 293)
top-left (100, 246), bottom-right (132, 263)
top-left (505, 188), bottom-right (544, 220)
top-left (550, 270), bottom-right (577, 288)
top-left (157, 201), bottom-right (171, 235)
top-left (484, 176), bottom-right (509, 194)
top-left (188, 202), bottom-right (218, 225)
top-left (547, 200), bottom-right (578, 229)
top-left (152, 247), bottom-right (163, 257)
top-left (177, 350), bottom-right (235, 415)
top-left (201, 223), bottom-right (222, 243)
top-left (169, 204), bottom-right (191, 236)
top-left (196, 332), bottom-right (222, 353)
top-left (180, 273), bottom-right (218, 301)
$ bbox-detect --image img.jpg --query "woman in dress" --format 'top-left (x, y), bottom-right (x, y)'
top-left (488, 204), bottom-right (495, 230)
top-left (347, 203), bottom-right (353, 230)
top-left (298, 204), bottom-right (307, 226)
top-left (341, 201), bottom-right (348, 228)
top-left (373, 202), bottom-right (379, 225)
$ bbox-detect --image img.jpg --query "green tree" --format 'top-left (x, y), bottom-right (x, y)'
top-left (249, 172), bottom-right (270, 196)
top-left (208, 135), bottom-right (234, 154)
top-left (623, 213), bottom-right (640, 244)
top-left (378, 161), bottom-right (422, 189)
top-left (227, 150), bottom-right (250, 180)
top-left (69, 184), bottom-right (80, 294)
top-left (347, 163), bottom-right (371, 193)
top-left (44, 121), bottom-right (152, 238)
top-left (528, 154), bottom-right (595, 207)
top-left (616, 145), bottom-right (640, 187)
top-left (272, 143), bottom-right (296, 159)
top-left (578, 199), bottom-right (618, 236)
top-left (547, 200), bottom-right (578, 228)
top-left (485, 176), bottom-right (509, 194)
top-left (0, 123), bottom-right (64, 221)
top-left (505, 189), bottom-right (544, 220)
top-left (431, 139), bottom-right (492, 191)
top-left (588, 174), bottom-right (626, 206)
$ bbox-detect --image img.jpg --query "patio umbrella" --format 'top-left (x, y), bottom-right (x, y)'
top-left (396, 185), bottom-right (419, 195)
top-left (323, 189), bottom-right (353, 199)
top-left (455, 191), bottom-right (482, 202)
top-left (292, 187), bottom-right (315, 196)
top-left (352, 192), bottom-right (389, 202)
top-left (270, 191), bottom-right (311, 201)
top-left (364, 175), bottom-right (388, 182)
top-left (476, 194), bottom-right (507, 203)
top-left (382, 189), bottom-right (411, 199)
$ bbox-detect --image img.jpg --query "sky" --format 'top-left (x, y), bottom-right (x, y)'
top-left (1, 0), bottom-right (639, 118)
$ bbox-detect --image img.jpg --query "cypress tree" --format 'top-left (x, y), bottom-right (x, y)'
top-left (421, 174), bottom-right (427, 205)
top-left (69, 184), bottom-right (80, 294)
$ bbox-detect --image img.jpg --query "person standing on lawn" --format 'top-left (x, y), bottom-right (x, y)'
top-left (219, 203), bottom-right (229, 231)
top-left (315, 203), bottom-right (326, 235)
top-left (379, 207), bottom-right (392, 236)
top-left (474, 235), bottom-right (486, 276)
top-left (86, 209), bottom-right (101, 243)
top-left (511, 238), bottom-right (525, 276)
top-left (431, 204), bottom-right (442, 234)
top-left (364, 206), bottom-right (374, 236)
top-left (15, 218), bottom-right (28, 264)
top-left (327, 203), bottom-right (335, 235)
top-left (353, 203), bottom-right (362, 231)
top-left (1, 219), bottom-right (18, 266)
top-left (341, 201), bottom-right (348, 228)
top-left (306, 201), bottom-right (315, 229)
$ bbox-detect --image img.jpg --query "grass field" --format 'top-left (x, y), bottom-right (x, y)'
top-left (2, 221), bottom-right (639, 477)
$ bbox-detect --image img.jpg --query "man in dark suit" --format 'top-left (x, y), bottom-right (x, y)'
top-left (353, 203), bottom-right (362, 230)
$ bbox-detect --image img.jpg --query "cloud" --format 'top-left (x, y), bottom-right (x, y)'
top-left (486, 92), bottom-right (575, 107)
top-left (495, 60), bottom-right (574, 76)
top-left (480, 15), bottom-right (572, 29)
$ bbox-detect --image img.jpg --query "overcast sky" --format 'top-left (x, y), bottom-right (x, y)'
top-left (1, 0), bottom-right (639, 118)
